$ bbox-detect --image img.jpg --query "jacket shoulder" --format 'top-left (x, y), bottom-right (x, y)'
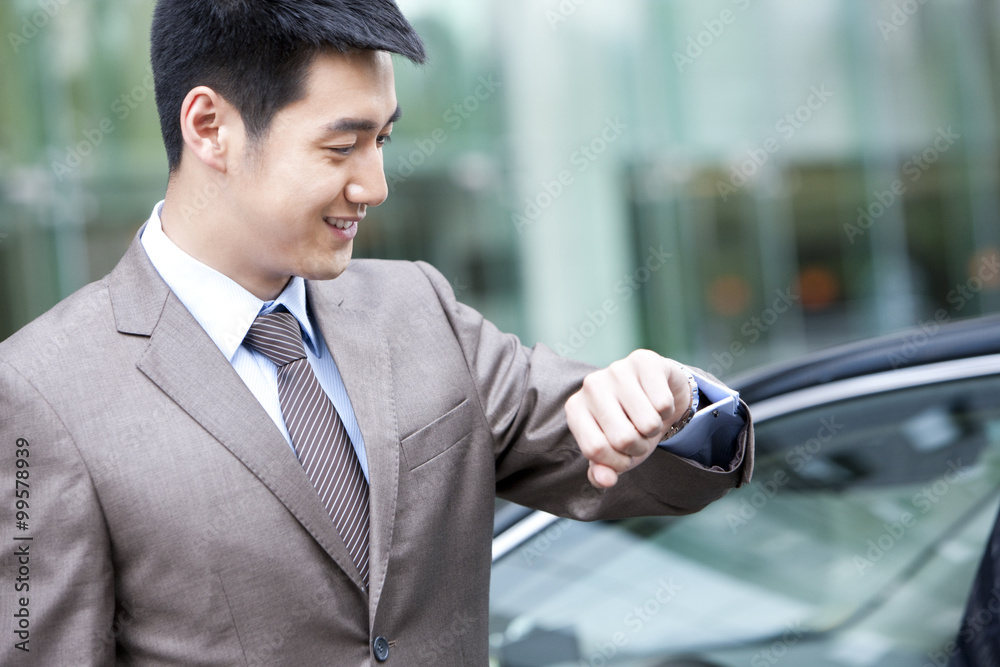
top-left (0, 278), bottom-right (112, 367)
top-left (313, 259), bottom-right (457, 311)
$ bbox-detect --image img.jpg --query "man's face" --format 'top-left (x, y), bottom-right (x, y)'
top-left (226, 49), bottom-right (398, 291)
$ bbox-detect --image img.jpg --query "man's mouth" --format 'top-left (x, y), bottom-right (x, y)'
top-left (326, 218), bottom-right (359, 230)
top-left (324, 217), bottom-right (361, 241)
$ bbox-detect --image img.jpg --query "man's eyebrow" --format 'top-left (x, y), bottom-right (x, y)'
top-left (323, 106), bottom-right (403, 135)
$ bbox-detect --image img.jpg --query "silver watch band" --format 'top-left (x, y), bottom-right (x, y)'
top-left (664, 367), bottom-right (699, 439)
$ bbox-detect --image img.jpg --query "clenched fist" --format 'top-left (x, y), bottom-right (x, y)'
top-left (565, 350), bottom-right (695, 488)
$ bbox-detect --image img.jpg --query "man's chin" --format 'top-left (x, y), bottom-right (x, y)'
top-left (300, 258), bottom-right (352, 282)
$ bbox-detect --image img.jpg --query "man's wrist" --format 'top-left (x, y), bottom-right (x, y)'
top-left (663, 368), bottom-right (699, 439)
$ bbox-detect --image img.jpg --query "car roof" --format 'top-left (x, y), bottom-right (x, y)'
top-left (729, 313), bottom-right (1000, 404)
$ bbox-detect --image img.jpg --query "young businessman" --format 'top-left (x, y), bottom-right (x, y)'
top-left (0, 1), bottom-right (753, 664)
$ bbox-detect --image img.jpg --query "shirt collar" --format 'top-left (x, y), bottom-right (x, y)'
top-left (139, 201), bottom-right (320, 361)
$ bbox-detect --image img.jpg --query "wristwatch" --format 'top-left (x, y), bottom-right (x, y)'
top-left (664, 368), bottom-right (699, 439)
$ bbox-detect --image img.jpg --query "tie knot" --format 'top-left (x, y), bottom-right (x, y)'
top-left (243, 310), bottom-right (307, 367)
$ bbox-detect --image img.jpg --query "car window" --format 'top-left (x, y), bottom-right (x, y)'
top-left (490, 374), bottom-right (1000, 667)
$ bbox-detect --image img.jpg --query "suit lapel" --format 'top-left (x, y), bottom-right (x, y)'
top-left (308, 280), bottom-right (400, 613)
top-left (109, 234), bottom-right (367, 591)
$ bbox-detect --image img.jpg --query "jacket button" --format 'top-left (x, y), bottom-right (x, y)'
top-left (373, 636), bottom-right (390, 662)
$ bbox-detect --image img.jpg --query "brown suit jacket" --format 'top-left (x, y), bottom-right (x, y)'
top-left (0, 235), bottom-right (753, 665)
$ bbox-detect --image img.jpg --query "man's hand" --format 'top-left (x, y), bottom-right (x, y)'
top-left (565, 350), bottom-right (693, 489)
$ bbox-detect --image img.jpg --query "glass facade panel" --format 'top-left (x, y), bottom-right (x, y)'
top-left (3, 0), bottom-right (1000, 373)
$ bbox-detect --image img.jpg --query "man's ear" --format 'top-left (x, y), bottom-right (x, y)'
top-left (178, 86), bottom-right (242, 173)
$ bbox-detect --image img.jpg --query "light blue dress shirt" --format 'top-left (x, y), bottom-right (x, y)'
top-left (138, 201), bottom-right (744, 476)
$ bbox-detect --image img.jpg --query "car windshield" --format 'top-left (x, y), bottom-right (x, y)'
top-left (490, 374), bottom-right (1000, 666)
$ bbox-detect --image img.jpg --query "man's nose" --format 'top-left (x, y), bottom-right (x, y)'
top-left (345, 147), bottom-right (389, 207)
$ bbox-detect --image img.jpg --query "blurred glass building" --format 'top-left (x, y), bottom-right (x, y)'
top-left (2, 0), bottom-right (999, 378)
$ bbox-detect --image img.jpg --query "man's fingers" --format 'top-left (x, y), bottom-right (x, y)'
top-left (588, 462), bottom-right (620, 489)
top-left (580, 370), bottom-right (658, 458)
top-left (566, 394), bottom-right (633, 476)
top-left (607, 362), bottom-right (667, 441)
top-left (637, 358), bottom-right (688, 428)
top-left (566, 351), bottom-right (698, 488)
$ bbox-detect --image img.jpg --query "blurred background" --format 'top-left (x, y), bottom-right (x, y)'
top-left (2, 0), bottom-right (1000, 378)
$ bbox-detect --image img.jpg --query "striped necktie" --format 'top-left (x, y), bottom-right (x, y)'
top-left (243, 309), bottom-right (370, 586)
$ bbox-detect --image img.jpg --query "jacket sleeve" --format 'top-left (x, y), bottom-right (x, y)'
top-left (413, 262), bottom-right (754, 521)
top-left (0, 361), bottom-right (116, 666)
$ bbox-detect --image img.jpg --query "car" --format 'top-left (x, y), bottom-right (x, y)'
top-left (489, 314), bottom-right (1000, 667)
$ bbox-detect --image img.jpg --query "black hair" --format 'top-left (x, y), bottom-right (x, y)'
top-left (150, 0), bottom-right (426, 171)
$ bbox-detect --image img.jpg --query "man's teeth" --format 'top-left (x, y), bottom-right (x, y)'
top-left (330, 219), bottom-right (355, 230)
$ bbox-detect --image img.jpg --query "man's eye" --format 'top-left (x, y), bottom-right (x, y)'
top-left (376, 135), bottom-right (392, 147)
top-left (328, 147), bottom-right (353, 156)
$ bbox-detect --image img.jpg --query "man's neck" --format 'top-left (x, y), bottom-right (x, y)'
top-left (160, 174), bottom-right (289, 301)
